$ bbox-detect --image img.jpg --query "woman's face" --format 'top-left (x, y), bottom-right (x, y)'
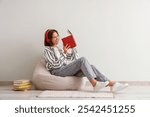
top-left (51, 32), bottom-right (59, 46)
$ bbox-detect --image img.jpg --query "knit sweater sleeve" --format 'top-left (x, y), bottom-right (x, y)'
top-left (66, 47), bottom-right (79, 61)
top-left (43, 47), bottom-right (66, 70)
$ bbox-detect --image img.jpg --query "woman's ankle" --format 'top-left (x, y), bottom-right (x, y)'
top-left (107, 81), bottom-right (115, 87)
top-left (90, 79), bottom-right (97, 87)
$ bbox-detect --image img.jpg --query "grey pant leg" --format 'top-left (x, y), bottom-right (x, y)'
top-left (91, 65), bottom-right (109, 82)
top-left (74, 70), bottom-right (85, 77)
top-left (51, 57), bottom-right (96, 81)
top-left (74, 65), bottom-right (109, 82)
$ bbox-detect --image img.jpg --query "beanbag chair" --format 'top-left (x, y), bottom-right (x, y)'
top-left (32, 58), bottom-right (85, 90)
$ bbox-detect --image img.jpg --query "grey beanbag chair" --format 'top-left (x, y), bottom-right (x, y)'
top-left (32, 58), bottom-right (85, 90)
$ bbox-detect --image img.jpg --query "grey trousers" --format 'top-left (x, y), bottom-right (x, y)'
top-left (51, 57), bottom-right (109, 82)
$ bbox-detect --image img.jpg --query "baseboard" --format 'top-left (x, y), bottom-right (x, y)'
top-left (86, 81), bottom-right (150, 86)
top-left (0, 81), bottom-right (150, 86)
top-left (118, 81), bottom-right (150, 86)
top-left (0, 81), bottom-right (13, 86)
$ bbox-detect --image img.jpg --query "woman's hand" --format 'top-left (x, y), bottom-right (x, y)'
top-left (63, 44), bottom-right (70, 54)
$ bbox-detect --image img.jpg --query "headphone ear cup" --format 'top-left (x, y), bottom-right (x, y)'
top-left (46, 30), bottom-right (50, 43)
top-left (46, 37), bottom-right (50, 43)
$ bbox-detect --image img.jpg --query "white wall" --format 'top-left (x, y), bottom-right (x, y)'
top-left (0, 0), bottom-right (150, 81)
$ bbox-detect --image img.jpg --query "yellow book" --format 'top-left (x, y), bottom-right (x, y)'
top-left (14, 84), bottom-right (32, 89)
top-left (14, 84), bottom-right (32, 91)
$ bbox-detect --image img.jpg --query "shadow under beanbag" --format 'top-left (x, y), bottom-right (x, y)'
top-left (32, 58), bottom-right (85, 90)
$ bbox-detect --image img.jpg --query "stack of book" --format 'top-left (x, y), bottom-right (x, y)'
top-left (13, 80), bottom-right (32, 91)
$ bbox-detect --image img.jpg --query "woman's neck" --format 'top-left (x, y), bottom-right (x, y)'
top-left (51, 45), bottom-right (57, 48)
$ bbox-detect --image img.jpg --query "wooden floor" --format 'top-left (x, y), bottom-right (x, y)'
top-left (0, 84), bottom-right (150, 100)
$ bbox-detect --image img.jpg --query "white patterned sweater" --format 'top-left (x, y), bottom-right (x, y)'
top-left (43, 46), bottom-right (79, 71)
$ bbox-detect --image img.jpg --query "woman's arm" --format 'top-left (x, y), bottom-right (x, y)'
top-left (44, 47), bottom-right (66, 70)
top-left (66, 47), bottom-right (79, 61)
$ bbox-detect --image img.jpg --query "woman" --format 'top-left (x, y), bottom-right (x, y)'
top-left (43, 29), bottom-right (128, 92)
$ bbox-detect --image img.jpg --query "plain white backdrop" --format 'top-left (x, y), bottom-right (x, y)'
top-left (0, 0), bottom-right (150, 81)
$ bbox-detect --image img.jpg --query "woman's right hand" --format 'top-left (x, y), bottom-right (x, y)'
top-left (63, 44), bottom-right (70, 54)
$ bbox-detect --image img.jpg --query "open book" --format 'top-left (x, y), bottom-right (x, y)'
top-left (61, 30), bottom-right (77, 48)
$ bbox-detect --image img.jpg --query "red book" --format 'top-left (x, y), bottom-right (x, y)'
top-left (62, 30), bottom-right (77, 48)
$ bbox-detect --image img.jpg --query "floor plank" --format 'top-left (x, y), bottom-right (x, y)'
top-left (0, 85), bottom-right (150, 100)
